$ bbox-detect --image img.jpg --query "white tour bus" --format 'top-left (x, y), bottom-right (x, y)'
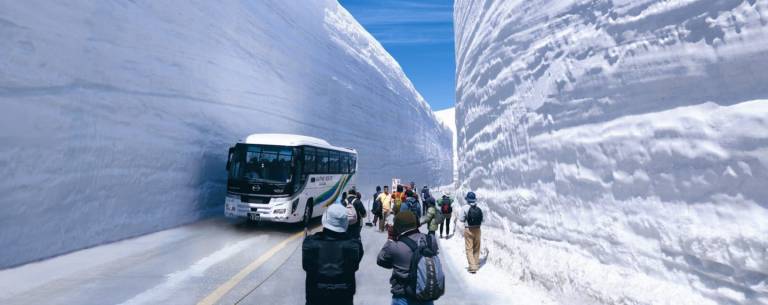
top-left (224, 133), bottom-right (357, 224)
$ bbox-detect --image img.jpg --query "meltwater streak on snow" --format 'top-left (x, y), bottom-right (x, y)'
top-left (0, 1), bottom-right (452, 268)
top-left (455, 0), bottom-right (768, 304)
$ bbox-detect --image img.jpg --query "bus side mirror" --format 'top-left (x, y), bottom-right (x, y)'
top-left (226, 147), bottom-right (234, 171)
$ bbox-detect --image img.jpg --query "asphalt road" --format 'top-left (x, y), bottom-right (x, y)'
top-left (0, 217), bottom-right (488, 305)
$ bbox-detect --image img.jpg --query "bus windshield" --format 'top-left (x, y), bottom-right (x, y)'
top-left (229, 144), bottom-right (294, 184)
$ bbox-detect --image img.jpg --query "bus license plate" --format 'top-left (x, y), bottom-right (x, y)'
top-left (249, 213), bottom-right (260, 221)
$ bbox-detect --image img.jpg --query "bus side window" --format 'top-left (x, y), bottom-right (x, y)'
top-left (329, 151), bottom-right (340, 174)
top-left (351, 155), bottom-right (357, 173)
top-left (304, 147), bottom-right (316, 174)
top-left (317, 149), bottom-right (329, 173)
top-left (341, 154), bottom-right (349, 174)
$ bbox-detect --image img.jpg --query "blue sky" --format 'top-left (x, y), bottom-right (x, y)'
top-left (339, 0), bottom-right (455, 111)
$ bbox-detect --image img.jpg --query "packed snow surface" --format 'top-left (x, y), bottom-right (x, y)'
top-left (0, 0), bottom-right (451, 268)
top-left (454, 0), bottom-right (768, 304)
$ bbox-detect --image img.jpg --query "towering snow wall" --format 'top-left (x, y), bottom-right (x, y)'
top-left (455, 0), bottom-right (768, 304)
top-left (0, 0), bottom-right (452, 268)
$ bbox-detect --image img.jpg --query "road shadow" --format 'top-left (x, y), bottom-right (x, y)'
top-left (479, 247), bottom-right (489, 269)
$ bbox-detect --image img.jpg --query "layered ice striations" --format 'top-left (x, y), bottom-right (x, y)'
top-left (0, 0), bottom-right (452, 268)
top-left (454, 0), bottom-right (768, 304)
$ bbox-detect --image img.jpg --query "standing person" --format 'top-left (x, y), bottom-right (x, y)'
top-left (377, 211), bottom-right (443, 305)
top-left (345, 191), bottom-right (367, 240)
top-left (399, 190), bottom-right (422, 220)
top-left (438, 194), bottom-right (453, 239)
top-left (420, 185), bottom-right (430, 216)
top-left (378, 186), bottom-right (393, 232)
top-left (392, 185), bottom-right (405, 216)
top-left (303, 204), bottom-right (363, 305)
top-left (460, 192), bottom-right (483, 274)
top-left (420, 194), bottom-right (440, 236)
top-left (372, 186), bottom-right (382, 227)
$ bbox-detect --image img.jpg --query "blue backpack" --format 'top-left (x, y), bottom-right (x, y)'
top-left (400, 198), bottom-right (421, 219)
top-left (400, 235), bottom-right (445, 301)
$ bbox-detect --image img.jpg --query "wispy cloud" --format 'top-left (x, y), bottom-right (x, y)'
top-left (340, 0), bottom-right (454, 45)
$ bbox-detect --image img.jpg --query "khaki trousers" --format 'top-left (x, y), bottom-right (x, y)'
top-left (379, 211), bottom-right (390, 232)
top-left (464, 227), bottom-right (481, 271)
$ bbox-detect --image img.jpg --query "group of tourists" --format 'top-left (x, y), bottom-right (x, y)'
top-left (371, 183), bottom-right (456, 239)
top-left (302, 182), bottom-right (484, 305)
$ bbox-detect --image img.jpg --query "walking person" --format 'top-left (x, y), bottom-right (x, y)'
top-left (399, 190), bottom-right (422, 220)
top-left (420, 185), bottom-right (430, 216)
top-left (302, 203), bottom-right (364, 305)
top-left (438, 194), bottom-right (453, 239)
top-left (372, 186), bottom-right (382, 227)
top-left (345, 191), bottom-right (367, 240)
top-left (378, 185), bottom-right (393, 232)
top-left (460, 192), bottom-right (483, 274)
top-left (377, 211), bottom-right (444, 305)
top-left (420, 193), bottom-right (440, 236)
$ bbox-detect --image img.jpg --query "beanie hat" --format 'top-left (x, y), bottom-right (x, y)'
top-left (322, 203), bottom-right (349, 233)
top-left (394, 211), bottom-right (418, 236)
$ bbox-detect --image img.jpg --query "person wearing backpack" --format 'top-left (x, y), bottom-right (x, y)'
top-left (372, 186), bottom-right (383, 227)
top-left (460, 191), bottom-right (483, 273)
top-left (303, 203), bottom-right (364, 305)
top-left (377, 211), bottom-right (444, 305)
top-left (420, 185), bottom-right (430, 216)
top-left (420, 194), bottom-right (441, 236)
top-left (438, 195), bottom-right (453, 239)
top-left (399, 190), bottom-right (422, 220)
top-left (345, 191), bottom-right (367, 240)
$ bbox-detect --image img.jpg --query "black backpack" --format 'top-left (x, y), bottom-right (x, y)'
top-left (466, 205), bottom-right (483, 226)
top-left (307, 236), bottom-right (357, 297)
top-left (372, 193), bottom-right (382, 216)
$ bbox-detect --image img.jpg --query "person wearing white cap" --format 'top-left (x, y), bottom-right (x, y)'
top-left (302, 203), bottom-right (363, 305)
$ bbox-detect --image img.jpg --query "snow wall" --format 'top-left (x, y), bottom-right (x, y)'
top-left (454, 1), bottom-right (768, 304)
top-left (0, 0), bottom-right (452, 269)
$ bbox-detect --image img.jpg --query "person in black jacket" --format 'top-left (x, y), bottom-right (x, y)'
top-left (372, 186), bottom-right (382, 226)
top-left (302, 203), bottom-right (363, 305)
top-left (345, 190), bottom-right (367, 240)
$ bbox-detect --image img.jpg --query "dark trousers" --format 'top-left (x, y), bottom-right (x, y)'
top-left (440, 216), bottom-right (451, 236)
top-left (348, 224), bottom-right (362, 240)
top-left (307, 296), bottom-right (353, 305)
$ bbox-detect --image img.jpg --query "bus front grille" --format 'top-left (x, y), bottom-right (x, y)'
top-left (241, 195), bottom-right (270, 204)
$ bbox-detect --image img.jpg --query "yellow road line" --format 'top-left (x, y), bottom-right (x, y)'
top-left (197, 228), bottom-right (314, 305)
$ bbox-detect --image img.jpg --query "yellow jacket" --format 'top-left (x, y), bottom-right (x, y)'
top-left (378, 192), bottom-right (393, 213)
